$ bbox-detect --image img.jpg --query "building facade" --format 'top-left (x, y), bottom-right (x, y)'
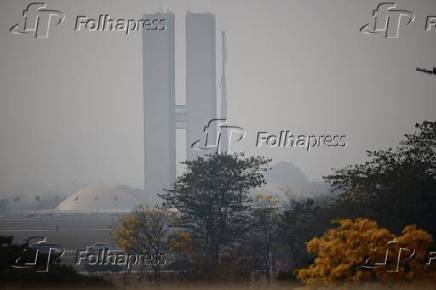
top-left (143, 12), bottom-right (222, 199)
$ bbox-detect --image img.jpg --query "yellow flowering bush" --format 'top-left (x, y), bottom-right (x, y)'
top-left (297, 218), bottom-right (436, 287)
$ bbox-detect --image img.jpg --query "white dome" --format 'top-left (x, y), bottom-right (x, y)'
top-left (56, 186), bottom-right (138, 212)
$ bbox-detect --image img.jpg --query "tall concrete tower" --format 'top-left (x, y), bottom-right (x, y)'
top-left (185, 13), bottom-right (217, 161)
top-left (143, 12), bottom-right (223, 200)
top-left (143, 13), bottom-right (176, 198)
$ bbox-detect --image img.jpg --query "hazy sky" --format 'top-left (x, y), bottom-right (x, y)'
top-left (0, 0), bottom-right (435, 195)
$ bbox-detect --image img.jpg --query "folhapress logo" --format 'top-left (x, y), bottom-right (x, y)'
top-left (11, 236), bottom-right (65, 272)
top-left (191, 119), bottom-right (246, 154)
top-left (360, 2), bottom-right (414, 39)
top-left (10, 2), bottom-right (65, 39)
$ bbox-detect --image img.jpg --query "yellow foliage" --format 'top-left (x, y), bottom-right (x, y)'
top-left (297, 218), bottom-right (436, 287)
top-left (112, 213), bottom-right (141, 252)
top-left (169, 231), bottom-right (194, 256)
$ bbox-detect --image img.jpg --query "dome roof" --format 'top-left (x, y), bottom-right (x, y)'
top-left (56, 186), bottom-right (138, 212)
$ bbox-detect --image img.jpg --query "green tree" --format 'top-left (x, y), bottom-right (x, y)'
top-left (325, 121), bottom-right (436, 234)
top-left (160, 153), bottom-right (270, 272)
top-left (245, 194), bottom-right (279, 281)
top-left (278, 195), bottom-right (333, 270)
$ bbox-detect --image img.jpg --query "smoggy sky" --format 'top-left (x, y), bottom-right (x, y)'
top-left (0, 0), bottom-right (435, 195)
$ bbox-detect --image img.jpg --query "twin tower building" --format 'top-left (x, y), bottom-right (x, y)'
top-left (143, 12), bottom-right (228, 197)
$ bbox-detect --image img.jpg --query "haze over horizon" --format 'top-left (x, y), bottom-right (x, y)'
top-left (1, 0), bottom-right (435, 196)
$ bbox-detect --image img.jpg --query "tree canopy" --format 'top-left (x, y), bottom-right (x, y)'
top-left (325, 121), bottom-right (436, 234)
top-left (160, 153), bottom-right (271, 270)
